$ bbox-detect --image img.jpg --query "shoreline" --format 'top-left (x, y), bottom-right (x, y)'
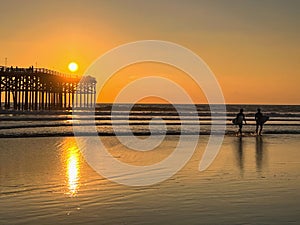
top-left (0, 131), bottom-right (299, 138)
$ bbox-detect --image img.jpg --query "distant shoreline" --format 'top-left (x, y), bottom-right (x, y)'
top-left (0, 103), bottom-right (299, 115)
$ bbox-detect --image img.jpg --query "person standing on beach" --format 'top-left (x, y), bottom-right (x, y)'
top-left (236, 108), bottom-right (247, 136)
top-left (255, 108), bottom-right (264, 136)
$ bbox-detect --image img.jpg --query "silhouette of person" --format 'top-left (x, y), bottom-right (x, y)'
top-left (255, 108), bottom-right (264, 136)
top-left (236, 108), bottom-right (247, 136)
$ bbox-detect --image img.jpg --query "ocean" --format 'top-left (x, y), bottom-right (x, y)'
top-left (0, 104), bottom-right (299, 137)
top-left (0, 104), bottom-right (300, 224)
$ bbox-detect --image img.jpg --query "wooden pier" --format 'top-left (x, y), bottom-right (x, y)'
top-left (0, 66), bottom-right (97, 111)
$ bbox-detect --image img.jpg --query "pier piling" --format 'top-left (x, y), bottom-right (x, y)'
top-left (0, 66), bottom-right (97, 111)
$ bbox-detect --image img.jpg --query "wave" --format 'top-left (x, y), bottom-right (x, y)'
top-left (1, 122), bottom-right (300, 130)
top-left (1, 130), bottom-right (300, 138)
top-left (1, 115), bottom-right (300, 122)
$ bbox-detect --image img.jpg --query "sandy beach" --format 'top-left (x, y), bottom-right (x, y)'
top-left (1, 135), bottom-right (299, 225)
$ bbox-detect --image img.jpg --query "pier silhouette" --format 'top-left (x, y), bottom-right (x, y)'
top-left (0, 66), bottom-right (96, 111)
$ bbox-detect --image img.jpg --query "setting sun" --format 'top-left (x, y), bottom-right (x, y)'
top-left (68, 62), bottom-right (78, 72)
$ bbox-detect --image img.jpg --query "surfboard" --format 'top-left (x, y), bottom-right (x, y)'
top-left (258, 116), bottom-right (269, 124)
top-left (232, 118), bottom-right (238, 125)
top-left (232, 115), bottom-right (244, 125)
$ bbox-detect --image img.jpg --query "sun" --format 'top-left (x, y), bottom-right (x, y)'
top-left (68, 62), bottom-right (78, 72)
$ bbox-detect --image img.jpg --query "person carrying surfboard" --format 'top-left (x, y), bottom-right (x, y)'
top-left (235, 108), bottom-right (247, 136)
top-left (255, 108), bottom-right (268, 136)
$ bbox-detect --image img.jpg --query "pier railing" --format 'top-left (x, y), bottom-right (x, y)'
top-left (0, 66), bottom-right (79, 79)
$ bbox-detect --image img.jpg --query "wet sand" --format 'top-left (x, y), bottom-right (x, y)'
top-left (0, 135), bottom-right (300, 224)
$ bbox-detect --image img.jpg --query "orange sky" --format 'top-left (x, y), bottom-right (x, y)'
top-left (0, 0), bottom-right (299, 104)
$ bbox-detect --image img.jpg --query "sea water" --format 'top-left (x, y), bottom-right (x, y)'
top-left (0, 104), bottom-right (299, 137)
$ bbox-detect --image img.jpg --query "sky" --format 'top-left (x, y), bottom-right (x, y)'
top-left (0, 0), bottom-right (299, 104)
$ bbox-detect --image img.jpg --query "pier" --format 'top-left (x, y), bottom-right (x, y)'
top-left (0, 66), bottom-right (97, 111)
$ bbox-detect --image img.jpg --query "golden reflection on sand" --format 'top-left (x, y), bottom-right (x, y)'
top-left (63, 138), bottom-right (81, 196)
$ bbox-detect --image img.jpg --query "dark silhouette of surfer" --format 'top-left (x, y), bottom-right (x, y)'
top-left (255, 108), bottom-right (264, 136)
top-left (235, 108), bottom-right (247, 136)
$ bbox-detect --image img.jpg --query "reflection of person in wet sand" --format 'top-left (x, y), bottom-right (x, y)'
top-left (235, 137), bottom-right (266, 174)
top-left (235, 138), bottom-right (244, 173)
top-left (255, 136), bottom-right (264, 172)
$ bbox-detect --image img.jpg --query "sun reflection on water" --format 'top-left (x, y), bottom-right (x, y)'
top-left (63, 139), bottom-right (81, 196)
top-left (68, 151), bottom-right (79, 195)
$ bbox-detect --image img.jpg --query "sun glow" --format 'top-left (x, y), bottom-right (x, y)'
top-left (68, 62), bottom-right (78, 72)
